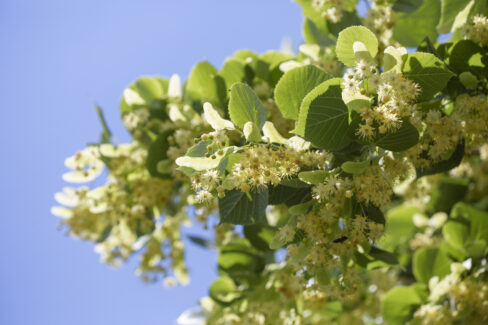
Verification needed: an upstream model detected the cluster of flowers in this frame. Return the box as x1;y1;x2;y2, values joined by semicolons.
365;3;398;51
342;54;420;140
414;260;488;324
52;143;189;283
464;14;488;46
312;0;345;23
191;143;326;203
407;94;488;169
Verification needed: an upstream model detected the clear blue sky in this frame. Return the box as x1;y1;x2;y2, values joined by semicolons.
0;1;303;324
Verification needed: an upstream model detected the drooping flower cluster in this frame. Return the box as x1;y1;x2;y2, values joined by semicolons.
407;94;488;169
191;143;327;203
365;4;398;51
342;56;420;140
464;14;488;46
413;261;488;325
312;0;345;23
52;142;190;284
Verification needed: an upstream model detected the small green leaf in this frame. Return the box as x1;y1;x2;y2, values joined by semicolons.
95;105;112;144
341;160;369;175
298;170;329;184
228;83;267;129
438;0;472;33
402;52;455;101
135;77;165;103
188;235;216;249
186;61;225;106
452;203;488;243
413;247;452;283
427;176;468;213
336;26;378;67
274;65;330;120
393;0;441;47
356;246;400;269
393;0;423;13
209;276;240;306
244;225;276;251
375;120;419;152
448;40;487;77
218;238;264;281
296;78;352;151
443;220;469;251
146;131;171;178
219;59;248;88
288;200;313;216
459;71;479;88
380;205;420;250
382;285;427;325
303;18;334;47
268;185;311;206
219;189;268;225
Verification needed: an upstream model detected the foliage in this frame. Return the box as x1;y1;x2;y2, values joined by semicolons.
53;0;488;324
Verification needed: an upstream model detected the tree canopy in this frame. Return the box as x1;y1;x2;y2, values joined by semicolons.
53;1;488;324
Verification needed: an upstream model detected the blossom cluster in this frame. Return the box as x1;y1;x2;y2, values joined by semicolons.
343;56;420;140
312;0;345;23
464;14;488;46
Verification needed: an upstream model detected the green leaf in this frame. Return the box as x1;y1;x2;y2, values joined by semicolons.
261;51;293;86
380;205;420;250
402;52;455;101
341;160;369;175
244;225;276;251
438;0;472;33
298;170;329;184
120;77;168;115
188;235;216;249
209;276;240;306
268;185;311;206
260;51;293;70
186;61;226;106
374;120;419;152
336;26;378;67
393;0;441;47
134;77;166;103
303;18;334;47
295;0;329;36
448;40;487;77
288;200;313;216
274;65;330;120
228;83;267;129
219;189;268;225
382;285;427;325
326;10;363;38
443;220;469;251
393;0;423;13
427;176;468;213
412;247;453;283
295;78;352;151
452;203;488;242
359;246;400;269
459;71;479;88
218;238;264;281
95;105;112;144
146;131;171;178
219;59;248;88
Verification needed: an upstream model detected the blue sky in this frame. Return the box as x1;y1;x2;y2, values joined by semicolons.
0;1;303;324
